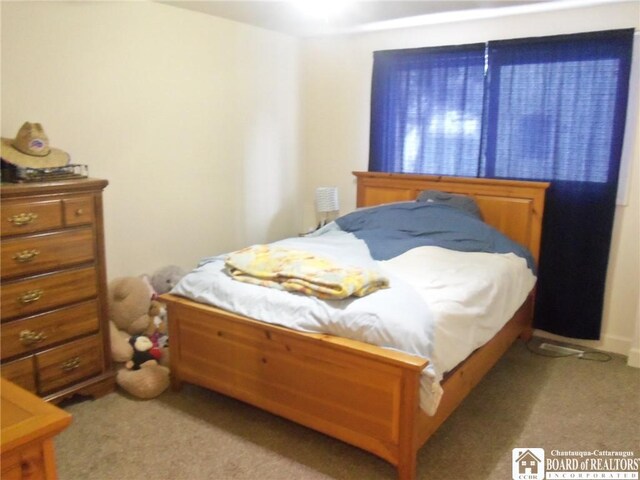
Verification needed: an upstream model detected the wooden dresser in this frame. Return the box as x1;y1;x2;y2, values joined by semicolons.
1;179;115;402
1;378;72;480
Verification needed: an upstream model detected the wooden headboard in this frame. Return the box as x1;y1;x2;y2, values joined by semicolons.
353;171;549;264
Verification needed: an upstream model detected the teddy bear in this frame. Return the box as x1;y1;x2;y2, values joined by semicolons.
116;362;170;400
108;276;170;366
109;320;134;363
108;276;160;336
114;332;170;399
150;265;187;295
107;276;170;399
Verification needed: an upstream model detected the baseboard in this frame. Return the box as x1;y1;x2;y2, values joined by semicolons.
627;347;640;368
533;329;633;357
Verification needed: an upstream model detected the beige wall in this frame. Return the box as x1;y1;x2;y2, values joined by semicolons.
1;1;301;278
299;1;640;355
2;1;638;356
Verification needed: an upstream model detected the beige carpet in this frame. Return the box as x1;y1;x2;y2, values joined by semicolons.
55;338;640;480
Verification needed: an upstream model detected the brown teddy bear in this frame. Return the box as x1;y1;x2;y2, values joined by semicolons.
107;276;170;398
115;363;170;400
108;276;159;336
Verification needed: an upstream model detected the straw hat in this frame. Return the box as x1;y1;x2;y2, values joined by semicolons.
1;122;70;168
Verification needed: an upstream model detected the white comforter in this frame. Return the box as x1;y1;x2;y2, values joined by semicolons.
171;226;535;415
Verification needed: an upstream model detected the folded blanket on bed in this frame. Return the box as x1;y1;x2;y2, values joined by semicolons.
225;244;389;299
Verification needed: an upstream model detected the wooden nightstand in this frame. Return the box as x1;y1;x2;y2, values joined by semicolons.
1;377;72;480
0;179;115;402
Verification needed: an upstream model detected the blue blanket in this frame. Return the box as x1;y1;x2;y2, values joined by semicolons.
335;202;535;271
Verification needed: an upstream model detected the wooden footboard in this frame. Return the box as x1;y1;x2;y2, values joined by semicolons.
162;291;533;480
163;294;427;473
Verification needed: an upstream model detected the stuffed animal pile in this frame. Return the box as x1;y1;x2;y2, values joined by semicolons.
107;265;186;399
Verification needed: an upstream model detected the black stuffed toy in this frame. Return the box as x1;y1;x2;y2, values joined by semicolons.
126;335;158;370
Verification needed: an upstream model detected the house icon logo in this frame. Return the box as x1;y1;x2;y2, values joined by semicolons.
512;448;545;480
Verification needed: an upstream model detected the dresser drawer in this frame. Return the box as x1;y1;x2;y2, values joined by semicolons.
63;195;95;226
1;301;100;361
1;200;62;237
1;357;36;393
1;227;95;280
1;267;97;322
37;335;103;395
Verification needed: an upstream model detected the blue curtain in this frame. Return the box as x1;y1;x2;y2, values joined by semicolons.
484;31;633;339
369;29;634;339
370;45;486;176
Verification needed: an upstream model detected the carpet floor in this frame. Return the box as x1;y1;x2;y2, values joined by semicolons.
55;338;640;480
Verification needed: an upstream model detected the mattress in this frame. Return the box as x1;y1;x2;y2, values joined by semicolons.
171;222;535;415
380;245;535;412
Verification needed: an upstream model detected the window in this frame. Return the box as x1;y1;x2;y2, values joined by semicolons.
370;44;485;176
482;33;631;185
369;30;634;339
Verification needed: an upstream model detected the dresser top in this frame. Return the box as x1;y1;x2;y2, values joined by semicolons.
1;178;108;198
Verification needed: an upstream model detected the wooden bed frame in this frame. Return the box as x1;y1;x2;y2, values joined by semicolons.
162;172;549;480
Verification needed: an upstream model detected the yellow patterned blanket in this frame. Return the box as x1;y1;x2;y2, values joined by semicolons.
225;244;389;300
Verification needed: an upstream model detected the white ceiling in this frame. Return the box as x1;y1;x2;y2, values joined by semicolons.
158;0;576;37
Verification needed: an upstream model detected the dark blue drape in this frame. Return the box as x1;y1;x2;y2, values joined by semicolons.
484;31;633;339
369;29;634;339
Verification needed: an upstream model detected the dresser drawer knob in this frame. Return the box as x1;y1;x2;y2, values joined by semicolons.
75;208;84;216
17;289;43;304
19;329;47;346
13;249;40;263
7;212;38;226
61;356;81;372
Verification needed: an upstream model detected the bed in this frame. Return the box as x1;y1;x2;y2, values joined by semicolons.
161;171;549;480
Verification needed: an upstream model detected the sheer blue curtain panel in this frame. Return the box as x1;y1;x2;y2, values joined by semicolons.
369;45;486;176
